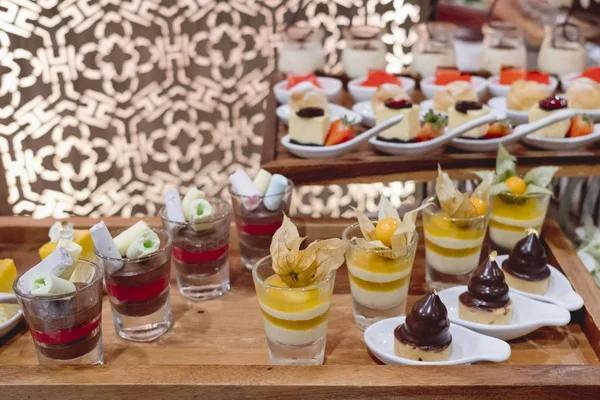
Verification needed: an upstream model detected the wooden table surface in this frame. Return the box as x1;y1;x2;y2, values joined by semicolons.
1;216;600;399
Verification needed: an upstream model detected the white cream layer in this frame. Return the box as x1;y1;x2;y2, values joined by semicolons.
258;301;330;321
263;319;327;346
346;262;410;283
489;227;535;250
349;280;409;310
424;231;485;249
425;249;481;275
490;214;545;228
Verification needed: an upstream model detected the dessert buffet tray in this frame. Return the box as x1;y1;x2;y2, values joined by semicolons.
1;216;600;399
261;77;600;185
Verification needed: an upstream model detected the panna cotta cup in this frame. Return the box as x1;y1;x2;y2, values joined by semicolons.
253;255;335;365
159;197;232;301
422;196;490;290
489;192;551;251
342;222;418;331
96;227;173;342
14;259;104;365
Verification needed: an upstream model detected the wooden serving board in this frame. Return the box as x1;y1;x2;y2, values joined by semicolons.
1;216;600;399
260;77;600;185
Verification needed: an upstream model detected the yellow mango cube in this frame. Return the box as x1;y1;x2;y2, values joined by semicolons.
0;259;17;293
39;229;95;260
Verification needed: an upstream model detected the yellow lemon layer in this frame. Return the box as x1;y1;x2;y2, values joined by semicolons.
0;259;17;293
346;250;412;275
490;219;542;233
256;274;331;314
490;196;547;221
348;271;410;292
423;213;486;240
262;310;328;330
425;239;481;258
39;229;95;260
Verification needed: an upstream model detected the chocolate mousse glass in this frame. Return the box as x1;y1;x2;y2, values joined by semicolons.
229;181;293;270
422;196;490;290
253;256;335;365
159;198;232;301
343;223;418;330
96;227;172;342
13;260;103;365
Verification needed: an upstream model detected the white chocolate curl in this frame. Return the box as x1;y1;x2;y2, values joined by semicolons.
30;272;76;296
229;169;262;211
126;230;161;259
263;174;289;211
188;199;214;231
113;221;150;256
181;187;206;219
253;169;272;196
56;239;82;280
165;188;185;222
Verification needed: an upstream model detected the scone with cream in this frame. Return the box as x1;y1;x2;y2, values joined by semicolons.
447;101;490;139
372;84;420;142
566;77;600;110
528;96;570;138
506;80;549;111
432;81;477;113
288;89;330;145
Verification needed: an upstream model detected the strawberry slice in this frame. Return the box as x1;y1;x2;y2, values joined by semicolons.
568;115;594;138
482;120;513;140
417;110;447;142
286;74;321;89
434;68;471;85
499;67;526;85
360;70;401;87
581;67;600;83
325;116;356;146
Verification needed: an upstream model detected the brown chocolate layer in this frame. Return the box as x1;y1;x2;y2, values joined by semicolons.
502;233;550;282
395;292;452;350
110;289;169;317
36;330;101;360
460;256;510;310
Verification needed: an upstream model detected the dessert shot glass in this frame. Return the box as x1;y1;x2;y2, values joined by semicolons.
343;223;418;331
159;198;232;301
253;256;335;365
229;181;293;270
95;227;172;342
13;260;104;365
489;192;551;251
422;196;490;290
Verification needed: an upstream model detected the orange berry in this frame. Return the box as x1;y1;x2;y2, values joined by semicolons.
469;198;489;216
505;176;527;195
375;217;399;247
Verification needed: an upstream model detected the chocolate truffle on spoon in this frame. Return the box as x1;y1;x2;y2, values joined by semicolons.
459;251;513;325
394;290;452;362
502;229;550;295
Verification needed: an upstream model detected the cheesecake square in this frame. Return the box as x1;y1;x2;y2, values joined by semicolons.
528;105;570;138
288;111;331;145
448;107;490;139
375;104;421;141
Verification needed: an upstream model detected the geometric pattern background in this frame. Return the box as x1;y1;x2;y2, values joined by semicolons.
0;0;421;218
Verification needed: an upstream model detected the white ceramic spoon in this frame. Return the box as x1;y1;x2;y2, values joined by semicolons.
276;104;362;126
495;254;584;311
523;124;600;150
281;114;404;159
369;108;505;156
450;108;576;152
364;316;511;365
438;286;571;341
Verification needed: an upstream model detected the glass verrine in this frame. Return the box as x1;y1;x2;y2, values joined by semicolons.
341;25;387;79
480;22;526;75
253;256;335;365
422;196;490;290
159;197;232;301
13;259;103;365
278;25;325;74
229;180;293;270
95;227;172;342
411;22;457;78
343;222;418;331
489;191;551;251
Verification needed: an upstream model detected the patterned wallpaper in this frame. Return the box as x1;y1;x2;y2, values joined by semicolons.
0;0;422;218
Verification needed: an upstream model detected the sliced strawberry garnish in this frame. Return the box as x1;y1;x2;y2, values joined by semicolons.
434;68;471;85
417;110;447;141
482;120;513;140
360;70;401;87
581;67;600;83
499;67;526;85
325;116;356;146
286;73;321;89
568;115;594;138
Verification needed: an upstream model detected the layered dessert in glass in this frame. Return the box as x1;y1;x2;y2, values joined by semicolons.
229;169;293;269
341;25;387;79
423;167;493;290
480;22;526;75
487;144;557;251
160;187;232;301
538;23;586;77
92;220;172;342
13;248;103;365
278;25;325;75
411;22;457;79
253;216;348;365
343;197;429;330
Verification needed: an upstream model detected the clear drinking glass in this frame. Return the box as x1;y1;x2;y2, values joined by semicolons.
480;22;526;75
253;256;335;365
229;181;293;270
489;192;551;251
538;23;586;76
411;22;457;78
422;196;490;290
95;227;172;342
159;198;232;301
13;260;104;365
341;25;387;79
278;25;325;74
342;222;418;331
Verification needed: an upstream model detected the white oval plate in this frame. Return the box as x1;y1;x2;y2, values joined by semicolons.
0;309;23;339
420;76;488;100
450;134;521;153
347;76;416;103
438;286;571;341
364;316;511;365
487;76;558;98
276;104;362;126
487;96;529;125
495;254;583;311
274;77;343;104
522;124;600;150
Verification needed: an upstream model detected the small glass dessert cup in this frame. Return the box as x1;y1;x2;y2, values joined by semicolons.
489;192;550;251
278;25;325;75
479;22;526;75
423;197;490;290
95;227;172;342
229;180;293;270
253;256;335;365
13;259;104;365
341;25;387;79
343;223;418;331
159;198;232;301
538;23;586;77
411;22;457;78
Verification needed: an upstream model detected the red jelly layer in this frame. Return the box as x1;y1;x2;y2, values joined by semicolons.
236;221;282;235
172;245;228;263
105;276;169;303
30;316;101;345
